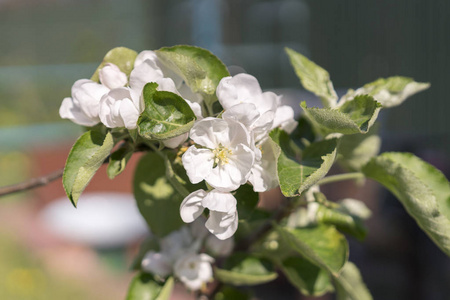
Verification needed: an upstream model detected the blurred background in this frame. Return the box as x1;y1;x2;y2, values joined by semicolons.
0;0;449;299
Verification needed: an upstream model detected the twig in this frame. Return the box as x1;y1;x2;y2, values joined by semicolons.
0;168;64;197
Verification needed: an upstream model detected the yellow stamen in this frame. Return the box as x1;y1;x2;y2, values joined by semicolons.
212;145;233;166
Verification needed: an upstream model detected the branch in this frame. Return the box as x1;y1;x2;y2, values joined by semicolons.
0;168;64;197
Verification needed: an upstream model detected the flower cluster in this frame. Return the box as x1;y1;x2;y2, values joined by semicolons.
180;73;297;239
141;219;233;291
59;50;297;241
59;50;202;148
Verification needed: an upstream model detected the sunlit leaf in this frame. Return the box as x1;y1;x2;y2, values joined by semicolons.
137;83;196;140
133;152;184;237
91;47;138;82
301;95;381;136
63;130;113;207
215;253;278;286
276;224;349;276
126;273;173;300
270;128;338;197
156;45;230;105
362;152;450;256
285;47;338;108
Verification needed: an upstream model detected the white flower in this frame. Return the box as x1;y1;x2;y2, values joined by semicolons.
59;79;109;126
248;138;278;192
174;253;214;291
98;63;128;89
272;105;298;134
217;74;278;142
180;189;239;240
182;117;255;191
99;87;141;129
141;251;172;277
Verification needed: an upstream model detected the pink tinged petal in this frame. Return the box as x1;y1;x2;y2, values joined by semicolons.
190;118;228;148
129;60;164;93
163;132;189;149
59;97;99;126
216;73;262;110
180;189;207;223
141;251;172;277
182;147;214;184
202;190;237;213
222;103;260;129
99;63;128;89
205;210;238;240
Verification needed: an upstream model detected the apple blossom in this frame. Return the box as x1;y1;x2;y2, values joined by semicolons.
180;189;238;240
99;87;141;129
173;253;214;291
98;63;128;89
182;117;255;191
59;79;109;126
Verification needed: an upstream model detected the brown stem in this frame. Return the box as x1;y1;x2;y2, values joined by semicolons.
0;168;64;197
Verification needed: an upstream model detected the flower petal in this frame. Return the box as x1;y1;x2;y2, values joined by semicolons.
180;189;207;223
217;73;262;110
202;190;237;213
99;63;128;89
190;117;228;148
163;133;189;149
59;97;99;126
141;251;172;277
205;210;238;240
182;147;214;184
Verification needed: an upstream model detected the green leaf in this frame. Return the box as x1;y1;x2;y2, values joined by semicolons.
133;152;184;237
291;116;316;150
301;95;382;135
234;184;259;220
315;204;367;241
338;126;381;172
107;143;134;179
342;76;430;108
280;256;333;296
91;47;138;82
270;128;338;197
275;224;349;276
137;83;196;140
126;273;174;300
334;262;373;300
156;45;230;105
214;286;250;300
63;130;114;207
285;47;338;108
215;253;278;286
362;152;450;256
